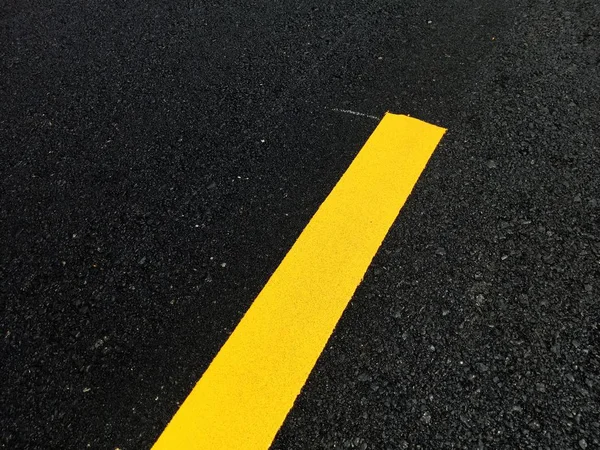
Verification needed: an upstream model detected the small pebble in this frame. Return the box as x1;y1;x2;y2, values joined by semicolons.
357;373;371;382
421;411;432;424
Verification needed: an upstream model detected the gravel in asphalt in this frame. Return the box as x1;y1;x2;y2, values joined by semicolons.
1;0;599;448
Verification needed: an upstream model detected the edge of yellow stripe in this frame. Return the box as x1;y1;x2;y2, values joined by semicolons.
153;113;446;450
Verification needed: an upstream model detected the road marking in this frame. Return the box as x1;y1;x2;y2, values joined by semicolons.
153;113;446;450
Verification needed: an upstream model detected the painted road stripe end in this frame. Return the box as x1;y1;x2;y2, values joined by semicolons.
153;113;446;450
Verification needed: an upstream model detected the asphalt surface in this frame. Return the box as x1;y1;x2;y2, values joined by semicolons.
1;0;599;449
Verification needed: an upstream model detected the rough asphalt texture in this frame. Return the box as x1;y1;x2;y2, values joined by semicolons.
1;0;599;449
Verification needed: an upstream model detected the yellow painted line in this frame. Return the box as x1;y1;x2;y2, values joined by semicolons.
153;113;446;450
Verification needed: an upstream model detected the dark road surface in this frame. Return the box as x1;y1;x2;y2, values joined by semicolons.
2;0;599;448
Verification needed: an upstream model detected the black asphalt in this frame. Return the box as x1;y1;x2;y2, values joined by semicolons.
1;0;598;449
